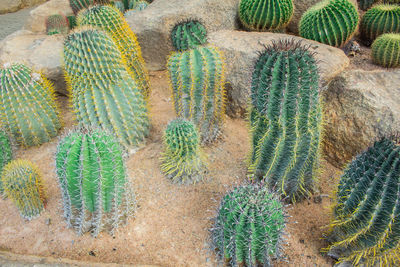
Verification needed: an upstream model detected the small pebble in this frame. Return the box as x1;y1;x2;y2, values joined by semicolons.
89;250;96;257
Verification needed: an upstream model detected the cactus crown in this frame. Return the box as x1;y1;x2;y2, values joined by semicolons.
371;33;400;68
164;118;199;157
46;14;69;35
171;20;207;52
0;130;13;197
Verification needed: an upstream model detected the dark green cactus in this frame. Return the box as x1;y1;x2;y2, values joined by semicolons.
1;160;45;220
67;15;77;30
360;4;400;42
0;130;12;197
69;0;110;15
299;0;359;47
56;128;135;236
358;0;376;11
46;14;69;35
326;136;400;266
371;33;400;67
248;40;322;202
212;184;285;267
383;0;400;4
160;119;206;184
171;20;207;52
238;0;294;31
63;27;149;148
0;63;62;147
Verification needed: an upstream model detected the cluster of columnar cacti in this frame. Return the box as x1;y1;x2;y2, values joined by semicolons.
69;0;110;15
371;33;400;67
171;20;207;52
0;130;12;197
248;40;322;201
46;14;69;35
56;128;135;236
78;5;150;99
160;119;205;184
212;184;285;267
299;0;359;47
238;0;294;31
0;63;62;147
326;136;400;266
1;160;45;220
358;0;376;11
63;27;149;147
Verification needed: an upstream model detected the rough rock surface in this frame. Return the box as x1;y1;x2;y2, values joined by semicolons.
208;30;350;117
125;0;240;71
0;0;46;15
322;69;400;168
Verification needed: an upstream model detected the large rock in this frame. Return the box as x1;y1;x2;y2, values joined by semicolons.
208;30;350;117
0;30;67;95
125;0;240;71
0;0;46;14
322;69;400;168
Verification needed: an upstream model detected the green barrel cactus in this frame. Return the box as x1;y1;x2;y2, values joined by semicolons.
78;5;150;99
326;136;400;266
371;33;400;67
171;20;207;52
56;128;135;236
212;184;285;266
299;0;359;47
248;40;322;201
1;160;45;220
69;0;110;15
0;130;12;197
358;0;376;11
0;63;62;147
46;14;69;35
360;4;400;42
238;0;294;31
63;27;149;148
160;119;206;184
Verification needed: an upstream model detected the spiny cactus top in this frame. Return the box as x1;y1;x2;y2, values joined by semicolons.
69;0;110;14
56;128;135;236
371;33;400;67
299;0;359;47
171;20;207;52
46;14;69;35
326;136;400;266
212;184;285;266
1;160;45;220
239;0;294;31
0;63;62;147
0;130;12;197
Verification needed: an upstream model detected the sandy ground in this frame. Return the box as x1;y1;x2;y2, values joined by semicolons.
0;7;35;40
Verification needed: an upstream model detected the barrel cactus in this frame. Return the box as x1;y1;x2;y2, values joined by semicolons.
212;184;286;267
0;63;62;147
0;130;12;197
78;5;150;99
63;27;149;147
371;33;400;67
1;160;45;220
299;0;359;47
69;0;110;15
56;128;135;236
326;136;400;266
248;40;322;201
171;20;207;52
238;0;294;31
46;14;69;35
358;0;376;10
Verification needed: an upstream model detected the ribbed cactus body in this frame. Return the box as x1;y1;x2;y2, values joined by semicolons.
56;128;135;236
69;0;110;14
160;119;205;184
171;20;207;52
46;14;69;35
67;15;77;30
371;33;400;67
0;130;12;197
167;46;226;144
299;0;359;47
327;137;400;266
358;0;376;10
0;63;61;147
212;184;285;266
249;41;322;201
360;5;400;42
63;28;149;147
78;5;150;99
1;160;45;220
238;0;294;31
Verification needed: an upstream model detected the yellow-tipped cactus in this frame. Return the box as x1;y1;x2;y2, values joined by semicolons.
372;33;400;67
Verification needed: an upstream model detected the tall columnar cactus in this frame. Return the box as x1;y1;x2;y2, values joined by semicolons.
360;4;400;42
371;33;400;67
299;0;359;47
0;130;12;197
1;160;45;220
248;40;322;201
0;63;62;147
56;128;135;236
238;0;294;31
46;14;69;35
69;0;110;15
78;5;150;99
212;184;285;267
160;119;206;184
326;137;400;266
63;27;149;147
171;20;207;52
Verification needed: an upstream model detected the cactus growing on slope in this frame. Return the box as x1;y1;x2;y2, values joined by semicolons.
171;20;207;52
371;33;400;67
0;130;12;197
56;128;135;236
0;63;62;147
69;0;110;15
46;14;69;35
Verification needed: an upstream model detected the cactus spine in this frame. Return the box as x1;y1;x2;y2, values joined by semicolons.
371;33;400;67
212;184;285;267
1;160;45;220
171;20;207;52
238;0;294;31
0;130;12;197
0;63;62;147
56;128;135;236
299;0;359;47
69;0;110;15
46;14;69;35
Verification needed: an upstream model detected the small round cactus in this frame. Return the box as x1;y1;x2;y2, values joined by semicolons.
371;33;400;67
171;20;207;52
46;14;69;35
0;130;13;197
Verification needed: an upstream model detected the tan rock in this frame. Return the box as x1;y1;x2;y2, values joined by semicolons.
0;0;23;14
